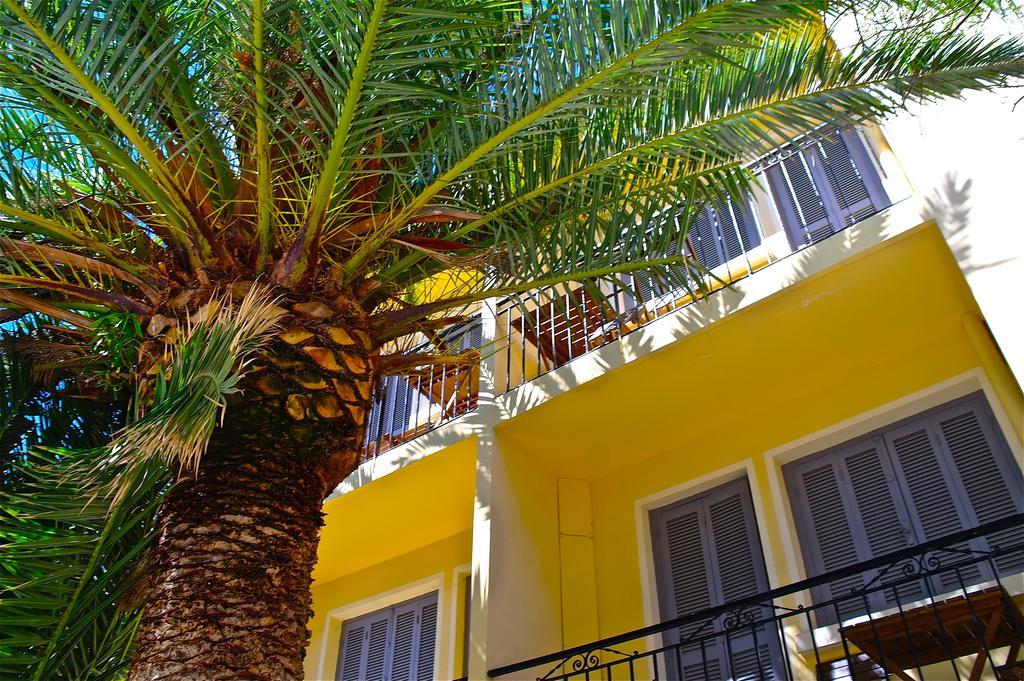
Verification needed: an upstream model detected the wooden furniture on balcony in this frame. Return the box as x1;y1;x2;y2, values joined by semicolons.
838;586;1024;681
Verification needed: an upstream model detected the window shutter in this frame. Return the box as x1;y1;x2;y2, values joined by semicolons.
885;410;1004;590
653;498;719;680
767;152;832;246
389;593;439;681
789;457;872;622
390;378;409;436
364;384;386;447
714;199;761;262
705;487;779;680
460;321;483;351
815;133;877;227
631;269;654;306
843;444;927;605
389;607;417;680
336;609;391;681
932;403;1024;575
767;128;889;249
885;424;970;540
659;503;714;626
365;376;413;447
365;616;390;681
633;229;685;304
787;393;1022;624
337;621;367;681
787;440;918;622
336;592;438;681
651;478;780;680
689;207;723;270
416;599;438;680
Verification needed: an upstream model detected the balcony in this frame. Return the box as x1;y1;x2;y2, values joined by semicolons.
488;514;1024;681
359;126;899;462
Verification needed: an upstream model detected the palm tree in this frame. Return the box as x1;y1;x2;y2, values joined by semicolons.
0;326;148;681
0;0;1021;677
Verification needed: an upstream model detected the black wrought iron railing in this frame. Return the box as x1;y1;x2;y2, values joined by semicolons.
490;514;1024;681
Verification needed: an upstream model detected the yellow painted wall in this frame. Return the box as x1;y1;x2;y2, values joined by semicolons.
305;531;472;680
305;439;477;679
484;431;564;668
492;224;1023;666
313;438;476;586
305;222;1023;678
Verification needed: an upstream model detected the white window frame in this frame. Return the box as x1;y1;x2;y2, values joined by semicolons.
316;573;446;681
762;369;1024;653
633;460;783;680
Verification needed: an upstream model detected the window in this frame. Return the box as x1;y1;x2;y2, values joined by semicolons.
632;197;762;305
650;478;783;680
364;318;482;451
784;393;1024;624
364;375;416;447
764;127;889;248
688;199;763;272
405;319;482;415
460;574;471;677
336;591;439;681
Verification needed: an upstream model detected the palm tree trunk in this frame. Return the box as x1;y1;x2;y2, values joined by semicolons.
126;413;362;681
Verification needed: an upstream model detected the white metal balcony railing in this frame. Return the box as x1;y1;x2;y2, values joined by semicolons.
359;127;893;462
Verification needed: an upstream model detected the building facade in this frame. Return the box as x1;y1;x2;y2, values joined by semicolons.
302;93;1024;680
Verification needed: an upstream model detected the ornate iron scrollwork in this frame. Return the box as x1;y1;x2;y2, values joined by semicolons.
540;647;638;680
722;606;757;630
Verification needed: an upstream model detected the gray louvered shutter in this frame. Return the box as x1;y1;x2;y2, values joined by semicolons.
767;150;833;247
336;608;391;681
653;497;721;680
633;228;684;304
384;376;414;437
336;593;438;681
459;320;483;351
704;485;780;681
714;199;761;262
885;420;982;591
934;402;1024;574
842;443;926;605
887;399;1024;584
390;604;417;680
689;206;722;270
652;478;779;680
814;130;881;227
365;384;386;447
788;460;864;621
388;592;438;681
365;615;390;681
788;393;1022;625
631;270;653;306
337;620;368;681
416;597;438;680
786;440;916;623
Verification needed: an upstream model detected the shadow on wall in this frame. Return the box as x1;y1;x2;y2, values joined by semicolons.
924;173;1014;276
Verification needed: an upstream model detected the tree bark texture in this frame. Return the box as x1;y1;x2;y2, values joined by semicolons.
127;315;374;680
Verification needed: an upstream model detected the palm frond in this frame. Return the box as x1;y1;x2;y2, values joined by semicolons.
0;447;166;681
0;0;1020;671
105;284;283;480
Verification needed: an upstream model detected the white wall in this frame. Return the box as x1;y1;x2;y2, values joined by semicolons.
879;17;1024;383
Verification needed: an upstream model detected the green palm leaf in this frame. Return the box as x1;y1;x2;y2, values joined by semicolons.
0;0;1019;675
